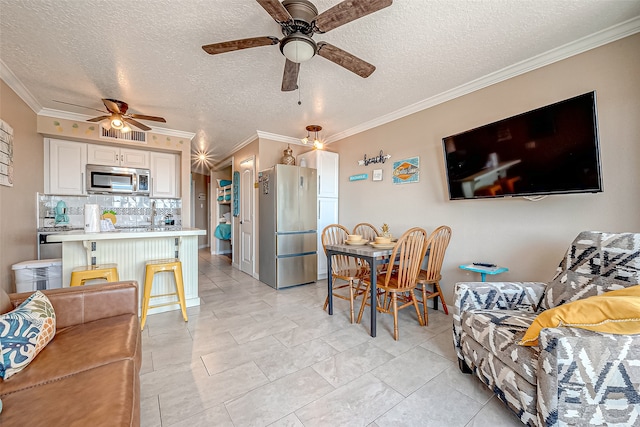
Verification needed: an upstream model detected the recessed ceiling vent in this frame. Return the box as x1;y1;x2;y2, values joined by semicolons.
100;124;147;143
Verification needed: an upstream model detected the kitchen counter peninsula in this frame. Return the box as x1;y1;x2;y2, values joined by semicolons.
48;227;206;315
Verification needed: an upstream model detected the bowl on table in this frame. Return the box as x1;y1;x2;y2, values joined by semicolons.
346;234;367;245
375;236;392;244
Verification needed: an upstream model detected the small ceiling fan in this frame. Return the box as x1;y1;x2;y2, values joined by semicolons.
202;0;393;91
53;98;166;132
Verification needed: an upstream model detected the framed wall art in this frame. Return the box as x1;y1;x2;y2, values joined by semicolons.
392;157;419;185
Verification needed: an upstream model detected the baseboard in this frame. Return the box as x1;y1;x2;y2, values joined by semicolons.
210;249;232;255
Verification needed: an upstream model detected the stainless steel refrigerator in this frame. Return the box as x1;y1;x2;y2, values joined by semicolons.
259;164;317;289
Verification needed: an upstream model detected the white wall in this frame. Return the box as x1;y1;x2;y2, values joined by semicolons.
330;34;640;304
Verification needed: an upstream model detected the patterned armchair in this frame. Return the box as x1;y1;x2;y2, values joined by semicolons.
453;231;640;426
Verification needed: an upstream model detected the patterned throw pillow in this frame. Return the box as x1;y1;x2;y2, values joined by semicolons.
0;291;56;379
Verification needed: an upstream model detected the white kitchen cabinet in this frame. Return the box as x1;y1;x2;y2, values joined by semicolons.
297;150;339;279
317;197;339;279
150;152;179;198
45;138;87;195
88;144;150;168
297;150;339;198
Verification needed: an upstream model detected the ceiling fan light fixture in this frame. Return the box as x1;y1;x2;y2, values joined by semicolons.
281;33;316;63
121;124;131;133
102;120;111;131
111;114;124;130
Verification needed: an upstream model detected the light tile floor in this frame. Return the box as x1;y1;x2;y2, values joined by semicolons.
140;250;524;427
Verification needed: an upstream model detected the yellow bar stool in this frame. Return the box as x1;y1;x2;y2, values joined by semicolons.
140;258;188;330
70;263;119;287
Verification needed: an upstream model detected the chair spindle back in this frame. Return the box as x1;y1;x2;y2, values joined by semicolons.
422;226;452;282
353;223;380;242
322;224;359;273
383;227;428;289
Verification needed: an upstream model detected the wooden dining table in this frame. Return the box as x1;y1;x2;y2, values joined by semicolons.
325;243;395;337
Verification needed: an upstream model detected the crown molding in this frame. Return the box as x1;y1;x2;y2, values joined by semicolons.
39;107;92;121
226;132;259;158
0;58;42;113
217;130;304;165
325;16;640;144
256;130;300;145
150;127;195;140
38;107;195;140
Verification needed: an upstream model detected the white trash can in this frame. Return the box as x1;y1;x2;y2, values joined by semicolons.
12;258;62;293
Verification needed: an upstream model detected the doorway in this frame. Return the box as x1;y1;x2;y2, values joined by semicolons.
239;156;255;277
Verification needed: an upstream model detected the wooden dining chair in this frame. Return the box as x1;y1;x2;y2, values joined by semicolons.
353;223;380;241
357;227;428;340
352;222;382;272
415;225;452;325
322;224;368;323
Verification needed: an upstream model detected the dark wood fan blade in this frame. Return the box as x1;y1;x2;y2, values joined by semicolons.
281;59;300;92
52;100;106;113
202;36;279;55
102;98;122;114
123;117;151;131
317;42;375;78
256;0;292;23
87;115;111;122
314;0;392;33
129;114;166;123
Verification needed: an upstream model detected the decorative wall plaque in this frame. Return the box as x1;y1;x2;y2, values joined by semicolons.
392;157;419;184
0;119;14;187
358;150;390;166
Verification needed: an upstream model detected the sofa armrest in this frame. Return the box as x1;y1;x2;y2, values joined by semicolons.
453;281;546;359
9;281;139;329
537;327;640;427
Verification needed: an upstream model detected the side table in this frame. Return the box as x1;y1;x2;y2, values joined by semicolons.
459;264;508;281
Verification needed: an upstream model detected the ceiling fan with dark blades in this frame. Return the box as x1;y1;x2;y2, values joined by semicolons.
202;0;392;91
53;98;166;131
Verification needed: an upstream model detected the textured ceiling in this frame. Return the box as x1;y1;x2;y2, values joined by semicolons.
1;0;639;171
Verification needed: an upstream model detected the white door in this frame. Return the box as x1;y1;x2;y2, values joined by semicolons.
240;157;255;275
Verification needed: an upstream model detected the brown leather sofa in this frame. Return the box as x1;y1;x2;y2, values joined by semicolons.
0;281;141;426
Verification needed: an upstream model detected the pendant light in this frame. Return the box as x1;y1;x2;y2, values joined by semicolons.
300;125;323;149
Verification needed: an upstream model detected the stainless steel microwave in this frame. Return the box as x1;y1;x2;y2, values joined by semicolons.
86;164;150;195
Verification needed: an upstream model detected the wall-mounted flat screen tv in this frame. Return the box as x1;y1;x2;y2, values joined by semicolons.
442;91;602;200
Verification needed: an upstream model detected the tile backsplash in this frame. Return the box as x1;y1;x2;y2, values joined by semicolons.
38;193;181;229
